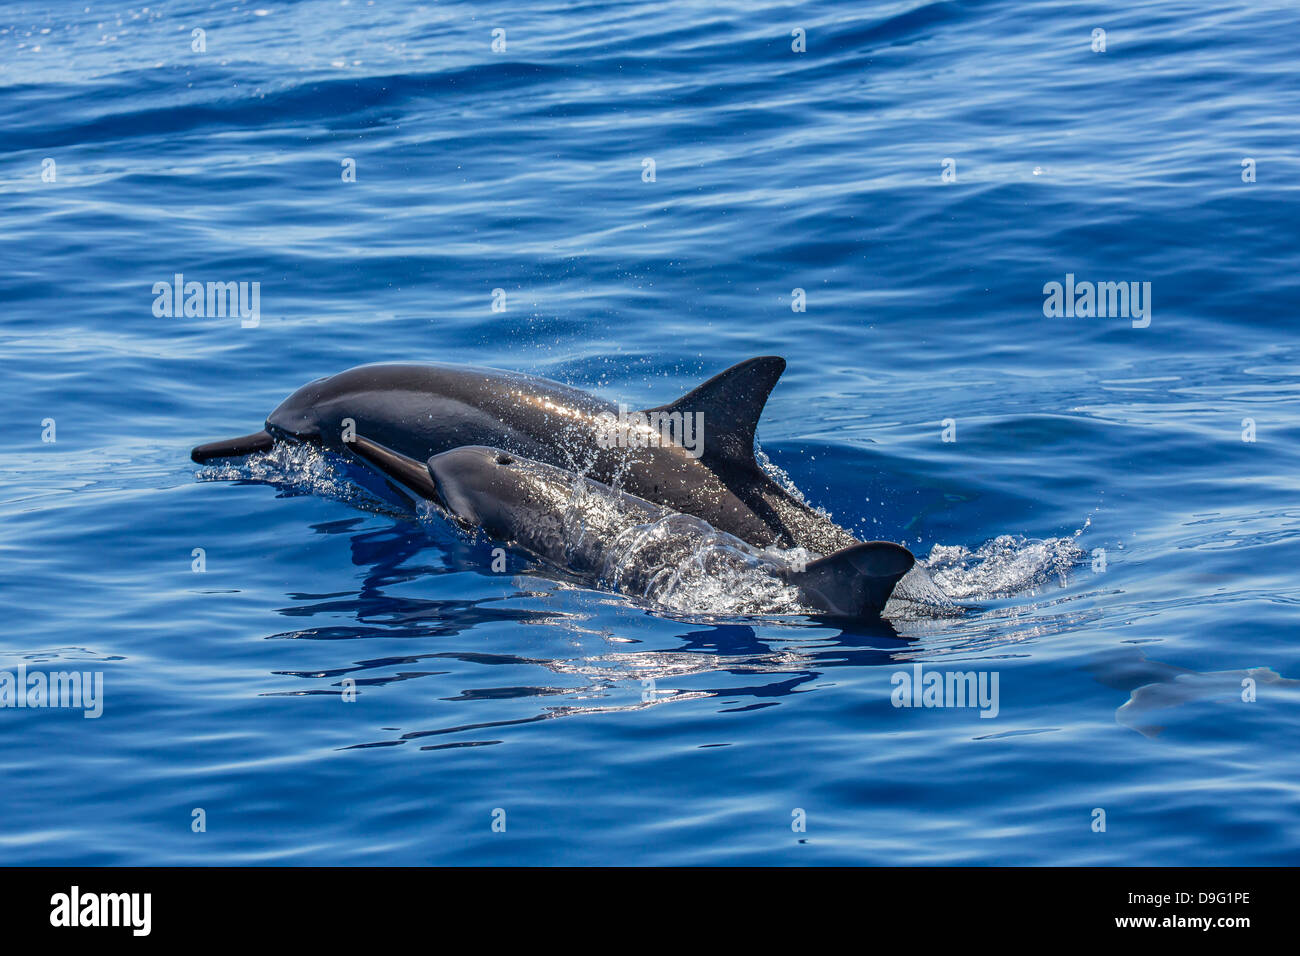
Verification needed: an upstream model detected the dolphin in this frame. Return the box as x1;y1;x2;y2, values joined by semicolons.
1085;648;1300;738
347;438;915;620
192;358;861;554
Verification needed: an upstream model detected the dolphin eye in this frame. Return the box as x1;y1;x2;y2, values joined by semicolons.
495;453;514;465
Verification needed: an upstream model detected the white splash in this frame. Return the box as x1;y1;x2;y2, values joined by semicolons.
922;534;1085;600
196;442;394;512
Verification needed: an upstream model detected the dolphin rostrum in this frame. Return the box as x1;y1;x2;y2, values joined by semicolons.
192;358;862;555
348;438;914;620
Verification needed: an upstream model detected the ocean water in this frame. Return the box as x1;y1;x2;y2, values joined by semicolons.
2;0;1298;865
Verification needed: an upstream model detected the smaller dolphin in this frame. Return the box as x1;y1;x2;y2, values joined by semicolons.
347;436;914;621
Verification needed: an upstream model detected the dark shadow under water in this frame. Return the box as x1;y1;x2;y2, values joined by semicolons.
257;513;917;749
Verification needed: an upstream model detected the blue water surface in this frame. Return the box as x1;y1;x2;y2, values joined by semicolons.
1;0;1298;865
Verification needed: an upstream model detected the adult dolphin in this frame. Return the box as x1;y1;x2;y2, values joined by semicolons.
191;357;861;554
349;439;915;620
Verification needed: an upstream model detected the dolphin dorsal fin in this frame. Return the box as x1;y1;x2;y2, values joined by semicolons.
790;541;915;618
643;356;786;471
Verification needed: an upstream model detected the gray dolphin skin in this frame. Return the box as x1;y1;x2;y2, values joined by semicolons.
350;438;914;620
192;357;862;555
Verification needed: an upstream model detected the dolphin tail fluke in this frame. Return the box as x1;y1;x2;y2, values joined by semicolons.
191;430;274;463
787;541;915;619
347;434;440;502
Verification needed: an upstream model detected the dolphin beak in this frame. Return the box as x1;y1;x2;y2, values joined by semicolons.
347;435;442;504
191;430;274;463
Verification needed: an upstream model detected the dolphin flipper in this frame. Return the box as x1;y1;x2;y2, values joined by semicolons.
787;541;915;618
191;430;274;463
